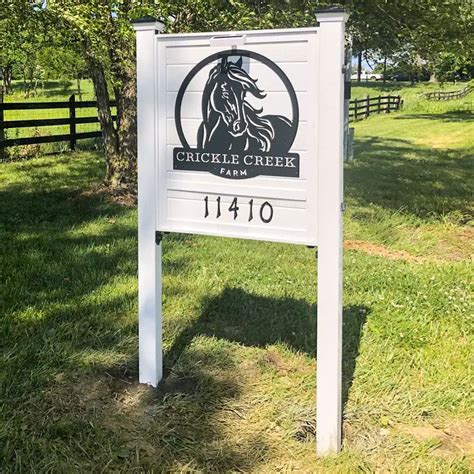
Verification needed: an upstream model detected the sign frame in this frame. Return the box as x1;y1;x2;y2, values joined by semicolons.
155;27;320;246
133;7;348;456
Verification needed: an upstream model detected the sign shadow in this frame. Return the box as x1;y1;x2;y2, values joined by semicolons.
163;287;369;428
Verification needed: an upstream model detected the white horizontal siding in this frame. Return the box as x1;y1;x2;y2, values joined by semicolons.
165;41;310;65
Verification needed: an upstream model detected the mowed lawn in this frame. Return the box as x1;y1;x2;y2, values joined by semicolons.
0;88;473;472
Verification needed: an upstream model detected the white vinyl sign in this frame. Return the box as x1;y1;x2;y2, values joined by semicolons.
134;9;348;457
156;30;318;245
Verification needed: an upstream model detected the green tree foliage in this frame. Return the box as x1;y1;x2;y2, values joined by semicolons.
0;1;42;94
348;0;474;82
434;52;474;83
161;0;319;31
0;1;87;96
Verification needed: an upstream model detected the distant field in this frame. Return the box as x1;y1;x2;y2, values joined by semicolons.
0;81;472;470
350;79;473;111
6;79;96;102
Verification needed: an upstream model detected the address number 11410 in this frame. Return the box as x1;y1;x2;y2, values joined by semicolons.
203;195;274;223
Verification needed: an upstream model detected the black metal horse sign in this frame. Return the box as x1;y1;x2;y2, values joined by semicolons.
173;50;300;179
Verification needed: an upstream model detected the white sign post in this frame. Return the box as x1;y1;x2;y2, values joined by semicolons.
135;17;165;388
133;7;348;456
315;9;348;455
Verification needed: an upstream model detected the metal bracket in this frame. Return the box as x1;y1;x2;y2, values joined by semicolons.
210;34;247;47
341;202;346;212
155;231;163;245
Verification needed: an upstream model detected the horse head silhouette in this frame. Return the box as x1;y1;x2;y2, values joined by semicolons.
197;56;293;153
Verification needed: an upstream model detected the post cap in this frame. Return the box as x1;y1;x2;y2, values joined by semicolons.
315;6;345;13
132;16;165;32
316;5;349;22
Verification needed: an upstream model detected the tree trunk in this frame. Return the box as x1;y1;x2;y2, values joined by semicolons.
357;51;362;82
110;54;137;193
49;3;138;193
76;76;82;101
33;77;39;96
105;5;138;193
87;57;122;188
429;71;437;83
22;67;29;98
383;56;387;84
2;65;12;93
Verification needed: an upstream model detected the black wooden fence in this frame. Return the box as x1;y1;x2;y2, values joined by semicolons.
349;94;403;121
0;92;116;151
423;84;472;101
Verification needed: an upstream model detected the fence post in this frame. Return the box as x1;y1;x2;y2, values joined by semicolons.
386;94;391;113
69;94;76;151
0;86;5;161
365;95;370;118
354;97;358;120
377;95;381;114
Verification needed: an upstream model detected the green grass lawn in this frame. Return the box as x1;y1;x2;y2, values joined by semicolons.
0;85;473;471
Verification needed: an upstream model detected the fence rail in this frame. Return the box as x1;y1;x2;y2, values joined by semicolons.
0;100;101;110
0;92;116;151
349;94;403;121
423;85;472;101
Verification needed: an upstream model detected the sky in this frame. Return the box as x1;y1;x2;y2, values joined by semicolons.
351;57;374;72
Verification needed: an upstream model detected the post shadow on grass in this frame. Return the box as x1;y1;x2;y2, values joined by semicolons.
105;337;270;471
163;287;369;419
347;136;473;221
